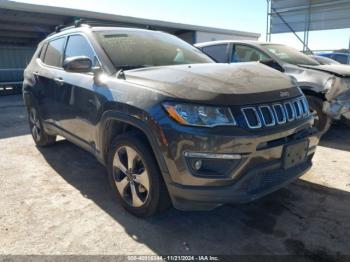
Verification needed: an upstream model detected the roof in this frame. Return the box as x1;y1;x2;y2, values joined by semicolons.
44;25;174;41
195;40;276;47
0;0;260;45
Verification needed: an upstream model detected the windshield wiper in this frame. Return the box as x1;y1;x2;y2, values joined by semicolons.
116;65;147;79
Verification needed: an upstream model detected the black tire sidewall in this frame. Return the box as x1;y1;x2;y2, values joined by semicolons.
27;106;56;147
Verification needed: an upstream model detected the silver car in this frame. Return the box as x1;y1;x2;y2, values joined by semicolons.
310;55;340;65
196;41;350;133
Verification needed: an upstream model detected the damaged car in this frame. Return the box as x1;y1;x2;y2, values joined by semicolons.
23;25;319;217
196;41;350;133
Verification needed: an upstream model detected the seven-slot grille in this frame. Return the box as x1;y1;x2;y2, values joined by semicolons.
240;96;309;129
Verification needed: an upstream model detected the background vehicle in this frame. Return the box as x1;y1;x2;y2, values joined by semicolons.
196;41;350;134
23;25;319;217
310;55;340;65
318;52;350;64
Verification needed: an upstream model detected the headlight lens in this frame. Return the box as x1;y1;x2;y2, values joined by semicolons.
163;102;236;127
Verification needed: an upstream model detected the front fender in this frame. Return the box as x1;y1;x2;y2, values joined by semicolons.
96;110;170;177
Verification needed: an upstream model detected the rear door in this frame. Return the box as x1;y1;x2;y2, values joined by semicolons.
37;37;66;123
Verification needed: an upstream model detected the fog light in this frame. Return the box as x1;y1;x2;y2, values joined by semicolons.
193;160;202;171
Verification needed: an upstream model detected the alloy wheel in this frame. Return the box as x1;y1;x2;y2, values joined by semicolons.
112;146;150;207
29;108;41;142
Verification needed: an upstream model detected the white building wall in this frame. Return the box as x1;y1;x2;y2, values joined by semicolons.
195;31;259;43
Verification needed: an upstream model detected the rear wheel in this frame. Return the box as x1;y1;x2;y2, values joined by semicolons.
28;107;56;146
107;133;171;217
306;95;332;134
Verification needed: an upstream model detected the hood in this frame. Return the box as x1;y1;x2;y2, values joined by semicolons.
123;63;301;105
299;64;350;77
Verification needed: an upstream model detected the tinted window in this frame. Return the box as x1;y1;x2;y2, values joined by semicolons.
201;44;228;63
262;44;319;66
64;35;98;66
39;43;47;61
333;54;348;64
232;45;269;63
94;30;213;69
43;38;65;67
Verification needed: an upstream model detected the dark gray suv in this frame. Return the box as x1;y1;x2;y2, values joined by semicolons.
23;24;319;217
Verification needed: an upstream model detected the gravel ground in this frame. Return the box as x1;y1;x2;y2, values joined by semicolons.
0;95;349;258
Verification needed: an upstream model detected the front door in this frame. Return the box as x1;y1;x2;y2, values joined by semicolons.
57;34;103;147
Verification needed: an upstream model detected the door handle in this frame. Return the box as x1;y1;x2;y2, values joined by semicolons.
54;77;65;86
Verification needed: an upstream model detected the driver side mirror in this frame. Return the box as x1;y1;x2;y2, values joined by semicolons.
259;59;285;73
63;56;92;73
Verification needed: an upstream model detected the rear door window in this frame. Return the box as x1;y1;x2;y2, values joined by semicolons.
43;37;65;67
201;44;228;63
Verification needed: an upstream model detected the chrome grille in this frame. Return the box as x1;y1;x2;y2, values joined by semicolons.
241;107;262;129
272;104;287;124
240;96;309;129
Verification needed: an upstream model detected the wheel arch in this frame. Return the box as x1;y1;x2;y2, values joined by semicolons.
97;111;170;177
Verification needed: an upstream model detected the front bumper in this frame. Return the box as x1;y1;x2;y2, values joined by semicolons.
158;116;319;210
167;157;312;210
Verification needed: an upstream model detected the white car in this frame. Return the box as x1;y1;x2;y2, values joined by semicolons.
196;40;350;133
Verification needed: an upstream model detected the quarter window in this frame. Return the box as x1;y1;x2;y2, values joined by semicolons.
201;44;228;63
43;38;65;67
64;35;98;66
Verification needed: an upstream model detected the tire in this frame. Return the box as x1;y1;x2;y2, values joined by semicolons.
107;132;171;217
306;95;332;135
28;106;56;147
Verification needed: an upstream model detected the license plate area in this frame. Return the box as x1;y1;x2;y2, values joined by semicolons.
283;140;309;169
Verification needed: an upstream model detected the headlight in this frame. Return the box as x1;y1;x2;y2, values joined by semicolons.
163;102;236;127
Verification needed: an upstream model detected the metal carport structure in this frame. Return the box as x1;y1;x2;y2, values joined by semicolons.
0;0;260;94
267;0;350;52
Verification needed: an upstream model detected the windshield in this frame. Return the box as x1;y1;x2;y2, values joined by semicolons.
262;44;320;66
94;29;214;69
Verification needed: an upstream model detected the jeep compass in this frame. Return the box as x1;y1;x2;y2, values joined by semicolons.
23;25;319;217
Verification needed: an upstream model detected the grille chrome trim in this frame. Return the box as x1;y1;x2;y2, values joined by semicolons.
259;105;276;127
241;107;262;129
293;100;302;119
240;96;310;129
272;103;287;124
300;97;309;117
297;99;304;118
284;101;296;122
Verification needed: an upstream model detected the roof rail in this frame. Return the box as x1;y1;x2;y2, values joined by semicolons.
47;19;158;38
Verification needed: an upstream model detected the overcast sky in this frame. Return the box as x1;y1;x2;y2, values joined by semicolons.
17;0;350;51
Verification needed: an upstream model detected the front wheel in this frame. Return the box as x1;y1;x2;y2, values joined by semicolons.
107;133;171;217
306;95;332;135
28;107;56;146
